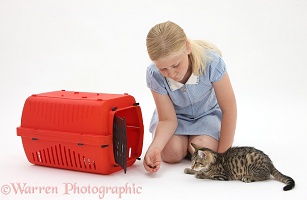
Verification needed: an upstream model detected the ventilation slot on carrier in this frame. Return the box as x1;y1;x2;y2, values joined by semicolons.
113;115;127;173
31;144;96;170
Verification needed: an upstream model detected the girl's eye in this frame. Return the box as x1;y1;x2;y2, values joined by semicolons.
173;63;180;68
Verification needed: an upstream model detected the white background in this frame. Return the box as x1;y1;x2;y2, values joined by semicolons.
1;0;307;199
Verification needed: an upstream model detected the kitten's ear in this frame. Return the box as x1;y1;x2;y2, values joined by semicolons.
197;150;207;159
191;143;203;151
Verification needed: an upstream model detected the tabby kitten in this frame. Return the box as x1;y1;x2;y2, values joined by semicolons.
184;143;295;191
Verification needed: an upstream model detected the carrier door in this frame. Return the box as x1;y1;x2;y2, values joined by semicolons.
113;114;127;173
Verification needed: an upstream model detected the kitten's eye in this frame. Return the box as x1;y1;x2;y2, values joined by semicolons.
195;161;202;166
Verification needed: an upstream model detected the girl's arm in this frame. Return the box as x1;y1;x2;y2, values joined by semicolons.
213;72;237;153
143;90;178;172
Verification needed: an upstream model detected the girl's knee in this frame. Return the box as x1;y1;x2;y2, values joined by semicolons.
161;146;186;163
188;135;219;153
161;136;188;163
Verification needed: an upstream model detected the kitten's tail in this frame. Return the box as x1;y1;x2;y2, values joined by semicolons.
271;165;295;191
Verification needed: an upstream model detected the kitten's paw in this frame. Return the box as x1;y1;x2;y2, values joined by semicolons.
184;168;193;174
195;172;205;179
242;177;252;183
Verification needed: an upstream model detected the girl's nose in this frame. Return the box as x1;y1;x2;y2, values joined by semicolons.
167;68;176;78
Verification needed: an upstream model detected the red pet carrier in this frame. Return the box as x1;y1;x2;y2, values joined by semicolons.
16;90;144;174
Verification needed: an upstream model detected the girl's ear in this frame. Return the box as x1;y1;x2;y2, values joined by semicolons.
197;150;207;159
186;40;192;54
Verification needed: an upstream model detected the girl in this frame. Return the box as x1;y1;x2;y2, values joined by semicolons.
143;21;237;173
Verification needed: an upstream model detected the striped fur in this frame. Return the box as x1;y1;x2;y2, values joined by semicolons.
184;143;295;191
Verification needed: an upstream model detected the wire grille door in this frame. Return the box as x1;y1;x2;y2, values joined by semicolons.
113;115;127;173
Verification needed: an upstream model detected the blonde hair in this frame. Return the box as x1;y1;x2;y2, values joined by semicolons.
146;21;222;76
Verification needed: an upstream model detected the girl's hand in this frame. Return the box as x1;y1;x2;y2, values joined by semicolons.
143;146;161;173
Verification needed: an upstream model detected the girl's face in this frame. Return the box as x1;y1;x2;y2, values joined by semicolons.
154;50;191;83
